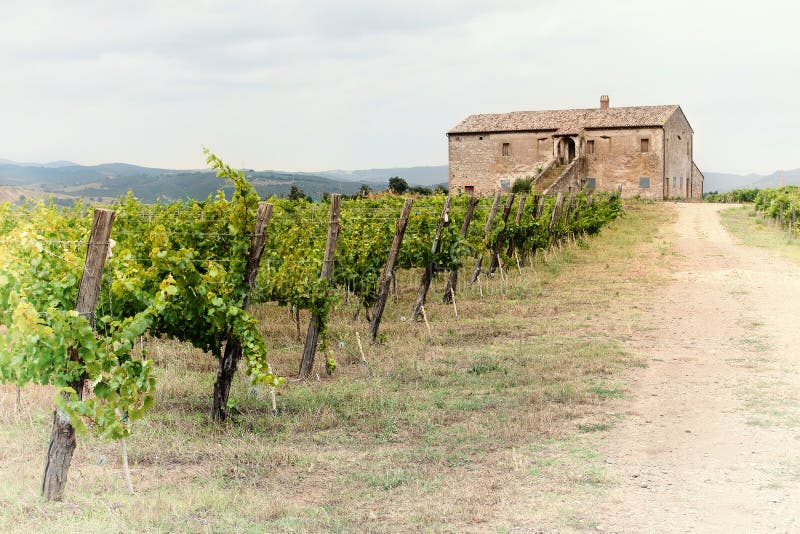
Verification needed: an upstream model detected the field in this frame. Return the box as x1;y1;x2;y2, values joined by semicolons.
0;200;670;532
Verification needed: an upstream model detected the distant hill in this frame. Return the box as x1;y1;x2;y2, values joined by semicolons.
0;158;78;168
704;169;800;193
312;165;448;187
0;159;388;204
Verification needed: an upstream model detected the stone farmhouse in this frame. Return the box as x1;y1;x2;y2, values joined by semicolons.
447;96;703;200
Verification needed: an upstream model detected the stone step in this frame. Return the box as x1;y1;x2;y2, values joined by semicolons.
534;164;568;193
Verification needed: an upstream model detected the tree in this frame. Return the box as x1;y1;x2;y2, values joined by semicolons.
409;185;432;195
388;176;408;194
359;184;372;198
288;186;309;201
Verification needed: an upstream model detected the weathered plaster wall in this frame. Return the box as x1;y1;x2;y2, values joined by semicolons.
663;109;694;199
582;127;664;199
448;132;553;195
692;162;704;200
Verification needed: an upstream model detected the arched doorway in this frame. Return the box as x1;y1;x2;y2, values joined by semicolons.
558;137;576;165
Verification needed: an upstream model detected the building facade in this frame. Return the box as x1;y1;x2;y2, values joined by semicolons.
448;96;702;200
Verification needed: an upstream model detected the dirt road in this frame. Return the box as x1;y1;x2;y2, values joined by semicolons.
585;203;800;531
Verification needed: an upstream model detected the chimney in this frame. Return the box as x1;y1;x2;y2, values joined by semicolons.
600;95;610;110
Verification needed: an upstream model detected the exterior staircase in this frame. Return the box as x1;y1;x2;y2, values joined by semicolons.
534;163;568;193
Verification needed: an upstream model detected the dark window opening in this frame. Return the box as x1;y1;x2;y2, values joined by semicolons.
464;185;475;195
501;143;510;156
478;136;484;140
586;177;596;190
639;177;650;188
500;179;510;190
587;140;595;154
640;138;649;152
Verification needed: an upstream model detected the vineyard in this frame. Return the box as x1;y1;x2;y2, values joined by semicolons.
752;186;800;234
705;185;800;235
0;153;623;504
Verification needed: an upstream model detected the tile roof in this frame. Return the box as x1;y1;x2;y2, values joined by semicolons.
448;105;680;135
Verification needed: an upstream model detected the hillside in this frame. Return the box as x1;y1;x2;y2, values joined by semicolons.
0;160;385;204
313;165;448;187
704;168;800;193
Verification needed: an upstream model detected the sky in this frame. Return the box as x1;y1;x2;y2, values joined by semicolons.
0;0;797;174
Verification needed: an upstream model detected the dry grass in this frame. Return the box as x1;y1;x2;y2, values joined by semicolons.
0;200;673;533
720;205;800;265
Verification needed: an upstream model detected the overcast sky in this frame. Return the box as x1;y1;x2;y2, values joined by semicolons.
1;1;797;174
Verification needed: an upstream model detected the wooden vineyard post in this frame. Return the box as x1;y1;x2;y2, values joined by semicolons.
521;194;543;265
443;195;478;303
561;191;576;241
490;193;515;274
535;194;546;218
369;198;413;342
42;208;115;501
547;192;565;249
562;191;576;225
411;196;451;322
505;193;527;259
471;191;501;283
299;194;341;379
211;202;273;422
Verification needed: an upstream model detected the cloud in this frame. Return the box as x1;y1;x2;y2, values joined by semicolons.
0;0;798;173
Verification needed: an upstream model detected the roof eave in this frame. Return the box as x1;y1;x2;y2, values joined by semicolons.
447;128;558;136
584;124;665;131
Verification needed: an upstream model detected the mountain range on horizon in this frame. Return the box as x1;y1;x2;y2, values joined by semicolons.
1;157;799;204
0;158;450;205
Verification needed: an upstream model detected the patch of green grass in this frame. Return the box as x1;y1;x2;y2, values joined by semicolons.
468;353;502;375
732;335;771;353
587;382;625;399
577;422;613;433
720;206;800;265
365;468;411;490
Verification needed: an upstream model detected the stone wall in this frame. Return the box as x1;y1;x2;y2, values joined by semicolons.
691;162;704;200
663;109;694;199
448;132;553;195
544;157;584;195
448;108;696;201
582;127;664;199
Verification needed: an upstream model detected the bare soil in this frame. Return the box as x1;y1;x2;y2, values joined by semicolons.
511;203;800;532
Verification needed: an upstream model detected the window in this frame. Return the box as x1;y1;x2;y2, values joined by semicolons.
501;143;510;156
587;140;595;154
464;185;475;195
586;177;596;191
478;136;484;140
640;138;649;152
639;177;650;189
500;179;510;190
672;177;677;189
